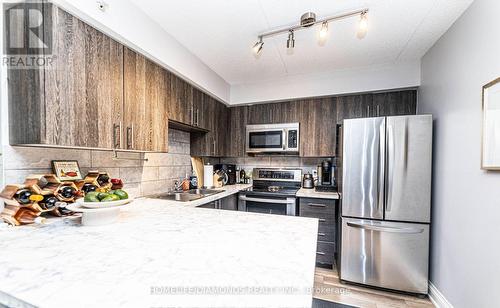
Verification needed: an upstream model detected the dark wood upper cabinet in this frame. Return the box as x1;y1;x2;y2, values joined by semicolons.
299;99;337;157
123;47;168;152
336;94;373;124
373;90;417;116
168;74;193;125
225;106;248;157
191;89;212;130
10;6;124;149
214;101;229;156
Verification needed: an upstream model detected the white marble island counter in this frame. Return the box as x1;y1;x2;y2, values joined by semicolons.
0;198;319;308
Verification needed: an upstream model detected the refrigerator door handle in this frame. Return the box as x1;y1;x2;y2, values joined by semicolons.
346;222;424;234
386;124;395;212
377;120;386;213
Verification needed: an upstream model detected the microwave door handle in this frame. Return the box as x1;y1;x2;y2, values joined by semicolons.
282;129;287;150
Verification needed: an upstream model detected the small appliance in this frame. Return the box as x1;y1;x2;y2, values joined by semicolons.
302;173;314;189
214;164;236;185
238;168;302;216
246;123;299;154
316;160;336;192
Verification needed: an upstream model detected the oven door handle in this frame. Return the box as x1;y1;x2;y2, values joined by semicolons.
239;195;295;204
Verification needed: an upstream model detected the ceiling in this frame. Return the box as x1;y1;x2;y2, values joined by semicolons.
129;0;472;86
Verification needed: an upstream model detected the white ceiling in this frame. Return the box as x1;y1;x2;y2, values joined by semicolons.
130;0;472;87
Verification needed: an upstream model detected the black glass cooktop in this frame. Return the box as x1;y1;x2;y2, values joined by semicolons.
242;186;300;197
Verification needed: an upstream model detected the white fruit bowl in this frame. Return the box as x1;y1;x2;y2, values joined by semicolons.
76;197;134;209
66;200;133;226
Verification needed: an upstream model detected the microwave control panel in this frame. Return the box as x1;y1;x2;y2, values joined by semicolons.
288;130;298;149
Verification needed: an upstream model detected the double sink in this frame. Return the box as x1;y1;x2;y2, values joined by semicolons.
150;189;223;202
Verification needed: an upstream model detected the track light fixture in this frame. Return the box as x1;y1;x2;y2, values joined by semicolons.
252;8;369;55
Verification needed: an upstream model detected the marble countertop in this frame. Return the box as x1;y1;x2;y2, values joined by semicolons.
296;188;340;200
155;183;252;207
0;198;318;308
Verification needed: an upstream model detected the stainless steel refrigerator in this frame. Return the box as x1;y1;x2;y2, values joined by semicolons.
340;115;432;294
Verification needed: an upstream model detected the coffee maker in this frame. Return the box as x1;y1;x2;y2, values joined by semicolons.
316;160;336;192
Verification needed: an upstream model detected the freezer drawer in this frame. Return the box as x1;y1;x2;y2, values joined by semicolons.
340;218;429;294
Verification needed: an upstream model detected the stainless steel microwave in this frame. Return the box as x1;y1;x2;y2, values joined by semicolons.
246;123;299;154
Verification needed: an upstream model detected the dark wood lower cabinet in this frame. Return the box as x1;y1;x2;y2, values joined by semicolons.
299;197;338;268
197;195;237;210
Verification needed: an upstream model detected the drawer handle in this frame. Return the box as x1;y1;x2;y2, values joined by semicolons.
316;252;326;256
318;233;326;237
308;203;327;208
319;219;327;223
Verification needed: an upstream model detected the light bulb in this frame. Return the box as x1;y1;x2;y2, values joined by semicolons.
318;22;329;45
252;39;264;55
357;12;368;39
286;30;295;49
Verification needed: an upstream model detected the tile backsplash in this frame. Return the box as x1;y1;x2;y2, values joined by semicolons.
1;129;192;198
219;156;331;176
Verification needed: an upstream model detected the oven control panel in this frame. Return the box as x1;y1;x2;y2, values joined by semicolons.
254;169;302;182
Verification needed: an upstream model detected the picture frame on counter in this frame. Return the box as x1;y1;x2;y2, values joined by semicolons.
51;160;83;181
481;77;500;170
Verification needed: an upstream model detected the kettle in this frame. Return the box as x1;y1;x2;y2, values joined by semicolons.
302;173;314;189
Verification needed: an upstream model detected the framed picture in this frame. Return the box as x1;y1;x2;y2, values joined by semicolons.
481;77;500;170
51;160;83;181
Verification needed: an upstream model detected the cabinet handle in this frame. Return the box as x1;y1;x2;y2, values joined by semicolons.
213;140;216;155
367;105;371;116
126;126;132;149
131;124;134;149
113;123;121;148
318;233;326;237
308;203;327;208
316;252;326;256
196;109;199;126
376;104;380;117
319;219;327;223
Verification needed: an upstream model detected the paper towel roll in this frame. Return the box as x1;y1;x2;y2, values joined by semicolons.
203;164;214;188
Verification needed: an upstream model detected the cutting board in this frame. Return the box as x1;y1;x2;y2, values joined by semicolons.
191;157;204;188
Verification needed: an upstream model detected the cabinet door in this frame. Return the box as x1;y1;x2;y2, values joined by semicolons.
190;93;216;156
168;74;193;125
8;2;46;145
300;98;337;157
336;94;373;124
123;47;168;152
85;25;124;149
215;101;229;156
373;90;417;116
248;104;272;124
44;7;123;148
226;106;248;157
192;89;211;130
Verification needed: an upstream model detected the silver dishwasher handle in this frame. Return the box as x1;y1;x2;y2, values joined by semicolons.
239;196;295;204
347;222;424;234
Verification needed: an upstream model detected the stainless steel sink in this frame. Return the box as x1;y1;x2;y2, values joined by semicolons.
186;189;222;196
153;192;204;202
149;189;223;202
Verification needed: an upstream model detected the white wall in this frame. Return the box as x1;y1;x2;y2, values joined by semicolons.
52;0;230;103
419;0;500;307
231;61;421;104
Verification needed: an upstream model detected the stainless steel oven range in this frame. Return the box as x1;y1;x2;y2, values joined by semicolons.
238;168;302;216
